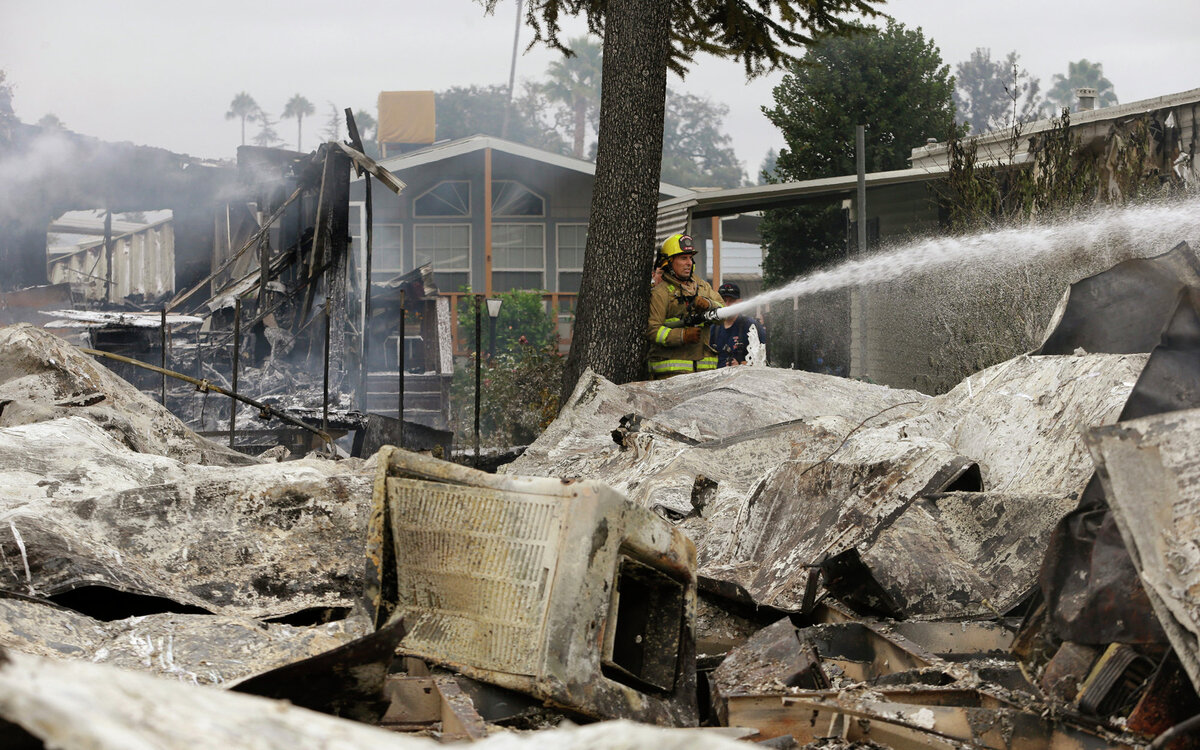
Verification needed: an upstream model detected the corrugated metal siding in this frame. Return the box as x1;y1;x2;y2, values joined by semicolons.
706;241;763;276
655;204;691;246
47;223;175;302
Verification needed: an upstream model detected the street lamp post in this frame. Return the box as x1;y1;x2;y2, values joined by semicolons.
474;296;482;468
485;298;503;358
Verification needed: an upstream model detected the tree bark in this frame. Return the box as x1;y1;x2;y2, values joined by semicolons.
559;0;670;405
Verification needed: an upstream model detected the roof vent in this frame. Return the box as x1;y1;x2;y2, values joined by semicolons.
1075;87;1098;112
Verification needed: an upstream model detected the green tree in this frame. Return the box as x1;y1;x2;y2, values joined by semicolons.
436;83;568;154
1045;59;1117;111
250;106;283;147
760;20;959;284
282;94;315;151
36;113;66;130
452;337;566;449
541;35;603;158
660;88;745;188
225;92;259;146
321;102;341;143
954;49;1041;134
482;0;880;404
759;148;778;185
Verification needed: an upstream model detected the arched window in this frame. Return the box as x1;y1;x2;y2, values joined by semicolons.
414;181;470;217
492;181;544;217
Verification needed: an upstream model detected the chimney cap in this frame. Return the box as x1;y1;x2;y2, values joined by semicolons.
1075;87;1098;111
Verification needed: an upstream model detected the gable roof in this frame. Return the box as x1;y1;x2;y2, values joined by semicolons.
371;134;691;198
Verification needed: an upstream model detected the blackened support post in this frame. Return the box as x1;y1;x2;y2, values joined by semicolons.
160;308;167;405
230;298;241;449
323;304;331;436
103;209;113;303
399;289;406;448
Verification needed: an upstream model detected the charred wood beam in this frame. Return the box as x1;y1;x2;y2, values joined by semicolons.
346;109;374;412
79;347;332;444
326;148;351;382
332;141;406;196
298;149;332;328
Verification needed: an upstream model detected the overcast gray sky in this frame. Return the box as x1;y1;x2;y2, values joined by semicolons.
3;0;1198;178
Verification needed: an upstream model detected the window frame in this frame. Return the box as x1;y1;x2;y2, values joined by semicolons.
556;223;587;294
413;180;471;218
492;222;546;292
492;180;545;218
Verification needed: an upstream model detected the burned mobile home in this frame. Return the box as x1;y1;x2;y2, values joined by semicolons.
2;116;453;455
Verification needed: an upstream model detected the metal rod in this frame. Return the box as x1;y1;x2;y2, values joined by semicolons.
160;308;167;405
474;296;482;468
323;304;331;435
398;288;405;448
856;124;867;255
103;209;113;303
230;298;241;449
80;347;332;443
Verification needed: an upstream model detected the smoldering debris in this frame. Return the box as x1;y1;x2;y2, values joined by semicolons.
498;243;1200;746
6;245;1200;749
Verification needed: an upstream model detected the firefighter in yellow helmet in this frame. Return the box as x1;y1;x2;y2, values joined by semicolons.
646;233;723;378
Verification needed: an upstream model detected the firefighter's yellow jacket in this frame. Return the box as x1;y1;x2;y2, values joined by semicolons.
645;272;723;378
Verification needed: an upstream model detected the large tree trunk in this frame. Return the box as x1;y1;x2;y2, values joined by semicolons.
559;0;670;404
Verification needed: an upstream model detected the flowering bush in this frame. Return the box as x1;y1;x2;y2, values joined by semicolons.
451;331;565;450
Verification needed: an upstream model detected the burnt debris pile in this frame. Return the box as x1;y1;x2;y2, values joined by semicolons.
501;239;1200;747
4;243;1200;747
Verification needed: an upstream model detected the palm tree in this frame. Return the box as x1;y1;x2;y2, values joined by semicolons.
1045;59;1118;112
352;109;377;141
282;94;315;151
542;36;603;158
225;92;259;146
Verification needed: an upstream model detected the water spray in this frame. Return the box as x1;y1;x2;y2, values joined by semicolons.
719;195;1200;319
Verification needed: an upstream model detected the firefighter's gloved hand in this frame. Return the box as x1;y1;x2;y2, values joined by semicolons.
681;327;702;344
693;296;712;311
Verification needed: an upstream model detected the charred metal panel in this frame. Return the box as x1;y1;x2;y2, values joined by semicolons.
1087;408;1200;695
1036;242;1200;650
0;593;371;684
1036;242;1200;356
369;446;698;726
231;616;406;722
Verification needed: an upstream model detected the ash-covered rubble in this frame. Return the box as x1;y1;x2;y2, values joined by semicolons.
0;325;382;688
6;244;1200;749
502;242;1200;746
0;324;739;748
